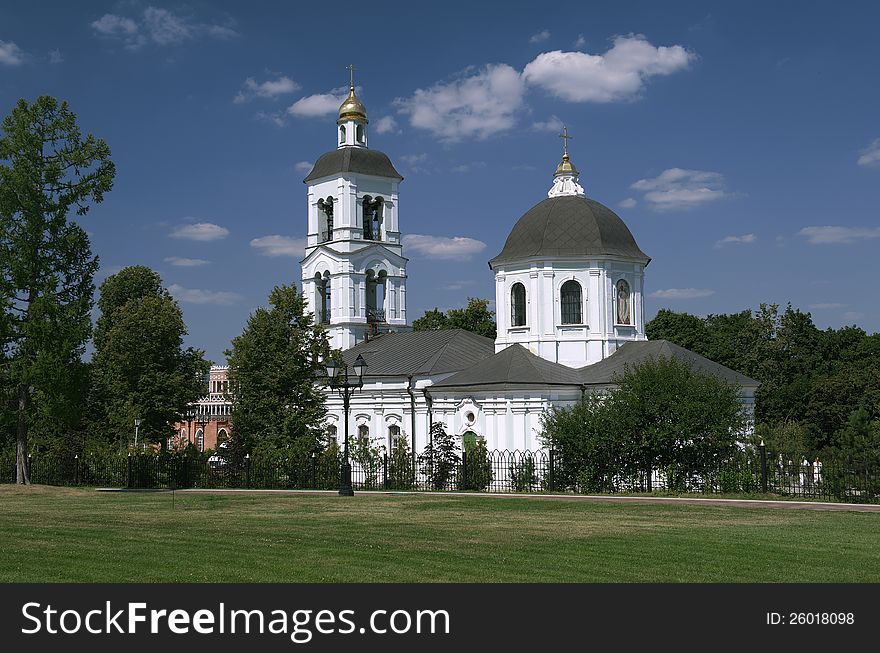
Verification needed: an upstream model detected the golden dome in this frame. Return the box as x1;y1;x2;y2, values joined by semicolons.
554;152;578;177
338;86;368;124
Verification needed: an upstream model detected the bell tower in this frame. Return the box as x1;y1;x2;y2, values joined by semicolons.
300;68;410;350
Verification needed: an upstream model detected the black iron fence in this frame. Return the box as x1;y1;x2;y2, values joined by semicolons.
3;447;878;503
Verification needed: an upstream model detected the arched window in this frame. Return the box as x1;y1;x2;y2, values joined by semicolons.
362;196;383;240
510;282;526;327
339;125;346;143
327;424;337;443
388;424;401;447
616;280;631;325
318;197;333;242
560;280;582;324
315;272;331;324
196;429;204;452
356;124;364;144
217;429;229;446
357;424;369;444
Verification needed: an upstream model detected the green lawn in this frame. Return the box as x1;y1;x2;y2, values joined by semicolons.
0;485;877;582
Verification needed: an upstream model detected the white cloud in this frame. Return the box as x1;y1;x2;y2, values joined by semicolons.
250;235;307;258
522;35;694;103
451;161;487;173
857;138;880;167
619;198;637;209
0;40;24;65
631;168;728;211
374;116;399;134
288;91;345;118
401;153;427;165
714;233;756;248
797;226;880;245
842;311;865;322
90;7;238;50
650;288;715;299
294;161;314;173
395;64;526;142
255;111;286;127
808;303;846;310
168;284;241;305
442;280;476;291
234;75;299;103
164;256;210;267
574;34;586;48
531;115;563;132
48;49;63;64
530;30;551;44
169;222;229;241
402;234;487;261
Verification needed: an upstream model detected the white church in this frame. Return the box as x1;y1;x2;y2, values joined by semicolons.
300;79;757;454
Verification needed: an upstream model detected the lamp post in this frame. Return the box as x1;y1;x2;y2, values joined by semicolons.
324;354;367;496
134;417;142;450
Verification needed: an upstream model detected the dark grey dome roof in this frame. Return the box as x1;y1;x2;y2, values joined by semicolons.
489;196;650;267
303;147;402;183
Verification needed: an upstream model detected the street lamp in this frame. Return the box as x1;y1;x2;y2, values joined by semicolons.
134;417;142;450
324;354;367;496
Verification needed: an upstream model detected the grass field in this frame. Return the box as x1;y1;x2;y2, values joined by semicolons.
0;485;877;582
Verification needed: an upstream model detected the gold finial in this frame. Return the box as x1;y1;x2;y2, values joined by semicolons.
558;125;573;156
338;64;368;124
554;126;578;177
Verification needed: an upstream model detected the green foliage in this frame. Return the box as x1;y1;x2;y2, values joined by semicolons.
225;284;331;462
88;267;209;449
350;434;383;489
0;96;115;482
412;298;496;339
418;422;460;490
646;303;880;455
459;439;492;491
387;435;415;490
543;357;745;490
509;456;539;492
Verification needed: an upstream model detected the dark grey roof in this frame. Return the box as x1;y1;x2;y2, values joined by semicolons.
489;196;650;267
431;339;758;391
341;329;494;377
579;340;759;388
304;147;403;183
432;344;582;390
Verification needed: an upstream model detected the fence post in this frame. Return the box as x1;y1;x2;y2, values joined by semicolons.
646;462;652;493
126;453;132;489
548;449;556;492
759;440;768;494
383;453;388;490
245;454;251;488
74;455;79;486
311;452;317;489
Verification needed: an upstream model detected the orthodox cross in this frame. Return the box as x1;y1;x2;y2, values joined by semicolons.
558;126;573;155
347;64;356;89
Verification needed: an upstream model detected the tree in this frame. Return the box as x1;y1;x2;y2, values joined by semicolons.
225;284;331;462
0;96;115;483
412;298;496;339
418;422;460;490
542;356;745;490
89;266;210;449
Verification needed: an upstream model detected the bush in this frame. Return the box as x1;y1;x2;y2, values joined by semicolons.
387;436;415;490
509;455;538;492
418;422;460;490
350;436;383;489
459;439;492;491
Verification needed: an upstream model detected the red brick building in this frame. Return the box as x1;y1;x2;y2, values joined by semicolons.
169;365;232;452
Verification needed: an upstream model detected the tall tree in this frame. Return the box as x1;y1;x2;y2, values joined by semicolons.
0;97;114;483
89;266;209;449
225;284;331;461
412;298;496;339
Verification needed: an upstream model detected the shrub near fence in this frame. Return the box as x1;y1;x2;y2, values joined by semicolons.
2;447;878;503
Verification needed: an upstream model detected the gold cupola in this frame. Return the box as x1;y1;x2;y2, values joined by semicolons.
554;152;578;177
337;86;368;125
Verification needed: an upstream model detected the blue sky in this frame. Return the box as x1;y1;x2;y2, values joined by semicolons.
2;1;879;362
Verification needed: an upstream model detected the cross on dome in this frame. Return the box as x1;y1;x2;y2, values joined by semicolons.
548;125;585;198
